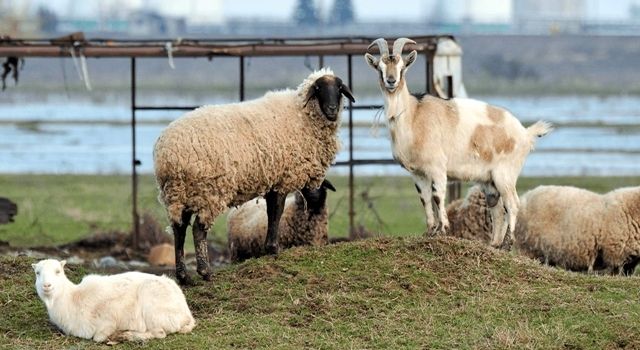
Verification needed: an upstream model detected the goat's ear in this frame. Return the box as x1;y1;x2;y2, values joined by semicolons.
404;50;418;69
340;83;355;103
304;82;317;107
322;179;336;192
60;260;67;268
364;53;378;69
31;263;37;271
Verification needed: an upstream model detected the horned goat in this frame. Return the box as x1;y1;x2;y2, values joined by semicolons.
33;259;195;343
364;37;552;247
154;68;354;284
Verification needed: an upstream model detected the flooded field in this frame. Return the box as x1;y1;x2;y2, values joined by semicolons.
1;94;639;176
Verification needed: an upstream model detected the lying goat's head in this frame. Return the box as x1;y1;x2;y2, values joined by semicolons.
33;259;67;300
364;38;417;93
305;75;355;122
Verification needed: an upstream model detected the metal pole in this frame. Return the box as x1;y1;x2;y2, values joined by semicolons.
239;56;245;101
131;57;139;249
318;55;324;69
426;49;435;95
347;54;355;237
445;74;461;202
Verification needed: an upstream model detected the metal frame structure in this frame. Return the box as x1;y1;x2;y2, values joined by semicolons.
1;35;460;245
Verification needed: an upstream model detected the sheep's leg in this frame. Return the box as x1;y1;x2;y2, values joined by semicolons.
193;215;213;281
265;190;287;255
413;175;436;235
172;210;193;286
431;172;449;235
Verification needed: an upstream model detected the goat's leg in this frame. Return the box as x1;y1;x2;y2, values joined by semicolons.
491;176;519;248
483;182;508;247
192;215;213;281
172;210;193;285
431;172;449;235
265;190;287;255
413;175;437;235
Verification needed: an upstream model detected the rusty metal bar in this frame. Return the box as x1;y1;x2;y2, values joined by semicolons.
0;35;453;58
347;54;355;237
130;57;139;249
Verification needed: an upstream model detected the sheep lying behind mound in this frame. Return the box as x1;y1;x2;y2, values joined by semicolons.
228;179;336;262
33;259;195;343
446;185;640;275
515;185;640;275
447;185;494;245
154;68;354;284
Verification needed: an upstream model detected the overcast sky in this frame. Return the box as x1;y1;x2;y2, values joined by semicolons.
16;0;640;23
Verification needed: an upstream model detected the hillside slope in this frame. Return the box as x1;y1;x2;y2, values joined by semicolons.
2;237;640;349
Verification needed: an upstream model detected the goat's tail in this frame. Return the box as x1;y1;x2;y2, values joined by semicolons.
526;120;553;149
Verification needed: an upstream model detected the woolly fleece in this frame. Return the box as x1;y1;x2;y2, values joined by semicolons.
227;190;329;261
514;185;640;273
154;68;342;227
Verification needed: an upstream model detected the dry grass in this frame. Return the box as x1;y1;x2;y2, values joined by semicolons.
2;236;640;349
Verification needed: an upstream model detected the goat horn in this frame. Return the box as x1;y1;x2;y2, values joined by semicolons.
368;38;389;57
392;38;417;56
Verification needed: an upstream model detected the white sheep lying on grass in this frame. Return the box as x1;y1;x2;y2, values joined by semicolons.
33;259;195;343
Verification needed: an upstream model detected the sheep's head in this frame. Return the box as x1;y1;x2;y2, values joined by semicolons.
364;38;417;94
32;259;67;300
304;75;355;122
300;179;336;214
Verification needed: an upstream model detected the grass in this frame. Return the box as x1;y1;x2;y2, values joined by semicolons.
1;174;639;248
2;236;640;348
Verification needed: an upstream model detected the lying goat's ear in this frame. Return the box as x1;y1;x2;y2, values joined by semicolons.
31;264;37;271
364;53;378;69
304;83;317;107
404;50;418;69
60;260;67;268
340;83;355;103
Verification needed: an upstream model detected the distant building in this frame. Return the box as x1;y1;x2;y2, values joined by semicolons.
513;0;587;33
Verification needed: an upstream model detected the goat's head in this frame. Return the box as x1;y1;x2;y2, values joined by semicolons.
305;75;355;122
364;38;417;94
32;259;67;300
300;179;336;214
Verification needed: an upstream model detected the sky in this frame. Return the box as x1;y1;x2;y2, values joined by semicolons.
12;0;640;23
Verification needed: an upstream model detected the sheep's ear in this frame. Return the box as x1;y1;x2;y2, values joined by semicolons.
340;83;355;103
303;83;317;107
60;260;67;268
364;53;378;69
404;50;418;69
322;179;336;192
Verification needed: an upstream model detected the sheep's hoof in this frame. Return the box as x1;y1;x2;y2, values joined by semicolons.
265;243;280;256
198;270;213;281
176;273;195;286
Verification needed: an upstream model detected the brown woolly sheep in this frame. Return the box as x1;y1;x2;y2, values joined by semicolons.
227;179;336;262
154;68;354;284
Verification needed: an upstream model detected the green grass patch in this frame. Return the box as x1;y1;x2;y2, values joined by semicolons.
2;237;640;348
1;175;639;248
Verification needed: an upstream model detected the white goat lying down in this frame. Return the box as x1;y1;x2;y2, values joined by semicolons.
364;37;552;247
33;259;195;343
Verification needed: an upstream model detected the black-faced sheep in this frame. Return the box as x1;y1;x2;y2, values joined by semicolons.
364;37;551;248
33;259;195;343
227;179;336;262
153;68;354;284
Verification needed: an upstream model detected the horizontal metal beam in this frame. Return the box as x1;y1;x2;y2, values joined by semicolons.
0;35;451;58
134;104;383;111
